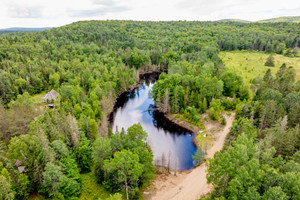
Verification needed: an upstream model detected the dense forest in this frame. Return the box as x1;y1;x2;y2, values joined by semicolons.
205;65;300;199
0;20;299;199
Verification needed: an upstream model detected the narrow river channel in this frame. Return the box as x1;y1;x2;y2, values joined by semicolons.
110;74;197;171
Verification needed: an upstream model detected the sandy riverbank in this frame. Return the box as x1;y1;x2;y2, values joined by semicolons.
144;112;235;200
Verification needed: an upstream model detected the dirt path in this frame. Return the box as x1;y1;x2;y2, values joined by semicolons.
145;113;235;200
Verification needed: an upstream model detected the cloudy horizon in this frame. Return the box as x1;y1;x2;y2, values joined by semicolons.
0;0;299;29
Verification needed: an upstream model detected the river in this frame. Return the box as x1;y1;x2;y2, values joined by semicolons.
110;73;197;171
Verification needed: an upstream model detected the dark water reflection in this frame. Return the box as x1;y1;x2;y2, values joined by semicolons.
110;76;197;171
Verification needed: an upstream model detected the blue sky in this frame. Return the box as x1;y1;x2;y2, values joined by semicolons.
0;0;299;28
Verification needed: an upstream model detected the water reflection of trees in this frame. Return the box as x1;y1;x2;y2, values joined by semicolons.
113;74;157;112
151;109;191;135
154;151;179;175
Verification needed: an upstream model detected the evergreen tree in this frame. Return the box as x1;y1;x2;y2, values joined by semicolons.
288;104;300;128
104;150;143;200
276;63;287;78
0;175;15;200
162;88;170;113
265;55;275;67
193;148;205;164
263;69;274;89
75;134;92;172
171;86;180;113
202;97;208;112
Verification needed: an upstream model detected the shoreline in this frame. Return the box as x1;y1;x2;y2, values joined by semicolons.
114;69;166;100
100;68;166;136
107;68;166;122
144;113;235;200
106;67;203;149
162;113;202;148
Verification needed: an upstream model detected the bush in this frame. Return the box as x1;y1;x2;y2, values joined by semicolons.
209;107;220;121
284;48;294;57
193;148;205;164
208;99;223;120
265;55;275;67
221;117;226;125
222;98;235;110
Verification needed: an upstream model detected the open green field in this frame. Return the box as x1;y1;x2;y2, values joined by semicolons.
219;51;300;86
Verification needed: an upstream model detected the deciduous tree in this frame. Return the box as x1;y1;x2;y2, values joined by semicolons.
104;150;143;200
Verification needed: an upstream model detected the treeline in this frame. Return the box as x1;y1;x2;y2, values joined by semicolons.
217;22;300;53
1;21;300;105
205;66;300;199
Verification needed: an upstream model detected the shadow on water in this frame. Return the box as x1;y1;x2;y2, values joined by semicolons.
109;72;197;171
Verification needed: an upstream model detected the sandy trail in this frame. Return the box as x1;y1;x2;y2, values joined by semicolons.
146;113;235;200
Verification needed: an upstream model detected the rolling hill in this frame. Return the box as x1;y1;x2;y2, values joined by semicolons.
257;16;300;23
217;19;251;23
0;27;52;33
218;16;300;23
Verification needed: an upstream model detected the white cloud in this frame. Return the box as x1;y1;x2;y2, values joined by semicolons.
7;2;43;18
175;0;300;21
92;0;123;6
0;0;299;28
68;6;131;18
68;0;131;18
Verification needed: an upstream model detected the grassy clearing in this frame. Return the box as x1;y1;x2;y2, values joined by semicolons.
80;172;113;200
196;131;214;150
32;92;45;101
28;173;120;200
219;50;300;85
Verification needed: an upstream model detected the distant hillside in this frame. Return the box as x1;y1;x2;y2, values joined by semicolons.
0;27;52;33
257;16;300;23
217;16;300;23
217;19;250;23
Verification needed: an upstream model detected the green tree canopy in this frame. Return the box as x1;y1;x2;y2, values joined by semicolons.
104;150;143;200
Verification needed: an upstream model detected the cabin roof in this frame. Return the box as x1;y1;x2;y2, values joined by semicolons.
42;89;59;102
225;96;235;101
15;159;24;167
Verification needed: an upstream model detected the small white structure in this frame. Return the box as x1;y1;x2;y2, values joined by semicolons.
18;166;25;173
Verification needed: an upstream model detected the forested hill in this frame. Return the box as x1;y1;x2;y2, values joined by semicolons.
257;16;300;23
1;20;300;93
0;27;52;34
0;20;299;105
217;16;300;23
217;19;251;23
0;20;300;200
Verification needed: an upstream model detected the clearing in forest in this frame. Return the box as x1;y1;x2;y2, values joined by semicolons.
219;51;300;83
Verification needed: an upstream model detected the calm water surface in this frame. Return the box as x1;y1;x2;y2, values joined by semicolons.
110;77;197;171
